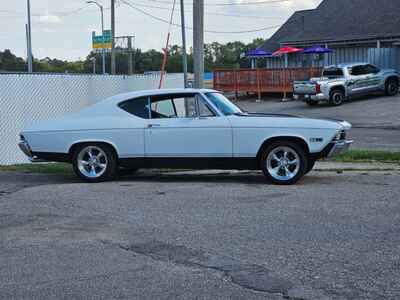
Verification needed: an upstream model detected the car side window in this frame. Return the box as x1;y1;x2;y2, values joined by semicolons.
364;64;380;74
197;95;215;117
350;65;365;76
118;97;150;119
151;94;197;119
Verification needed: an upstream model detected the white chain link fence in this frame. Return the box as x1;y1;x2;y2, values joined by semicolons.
0;73;184;165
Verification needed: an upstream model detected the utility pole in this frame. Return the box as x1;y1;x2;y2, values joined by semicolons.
180;0;188;88
193;0;204;88
127;36;134;75
26;0;33;73
87;1;106;74
111;0;116;74
90;57;96;74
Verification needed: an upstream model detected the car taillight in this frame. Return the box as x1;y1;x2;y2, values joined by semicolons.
315;84;321;94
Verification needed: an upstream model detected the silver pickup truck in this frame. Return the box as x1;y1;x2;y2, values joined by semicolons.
293;63;400;106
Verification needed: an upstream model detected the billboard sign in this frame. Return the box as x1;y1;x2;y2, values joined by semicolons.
92;30;112;49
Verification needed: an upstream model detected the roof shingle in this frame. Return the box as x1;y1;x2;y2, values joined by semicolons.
260;0;400;52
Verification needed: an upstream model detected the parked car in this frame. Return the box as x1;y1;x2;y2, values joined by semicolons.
293;63;400;106
18;89;353;185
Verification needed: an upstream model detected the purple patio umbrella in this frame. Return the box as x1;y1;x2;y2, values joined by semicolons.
302;45;333;54
245;48;272;58
244;49;272;69
303;45;333;67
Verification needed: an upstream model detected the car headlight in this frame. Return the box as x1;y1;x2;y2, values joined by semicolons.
334;130;346;141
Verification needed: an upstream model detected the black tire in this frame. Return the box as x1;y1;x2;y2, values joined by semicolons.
385;79;399;96
260;141;308;185
305;159;316;174
329;89;345;106
72;143;118;183
306;100;319;106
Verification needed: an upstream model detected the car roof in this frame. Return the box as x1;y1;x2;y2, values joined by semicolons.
337;62;370;68
103;88;218;104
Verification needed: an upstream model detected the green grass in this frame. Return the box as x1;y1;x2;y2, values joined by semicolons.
0;163;72;174
332;150;400;164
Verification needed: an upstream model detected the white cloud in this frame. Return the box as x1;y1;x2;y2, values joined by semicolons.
38;14;63;24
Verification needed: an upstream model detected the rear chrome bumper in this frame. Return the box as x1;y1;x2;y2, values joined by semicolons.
294;93;328;102
18;141;44;162
327;140;353;158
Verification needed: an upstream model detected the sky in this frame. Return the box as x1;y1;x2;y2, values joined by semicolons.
0;0;322;61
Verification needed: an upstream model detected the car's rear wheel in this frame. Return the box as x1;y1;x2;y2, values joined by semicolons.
260;141;307;185
72;143;117;182
385;79;399;96
329;89;345;106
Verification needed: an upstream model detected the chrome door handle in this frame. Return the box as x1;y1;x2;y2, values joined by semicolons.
147;124;161;128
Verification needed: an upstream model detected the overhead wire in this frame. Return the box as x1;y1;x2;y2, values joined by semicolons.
120;0;281;34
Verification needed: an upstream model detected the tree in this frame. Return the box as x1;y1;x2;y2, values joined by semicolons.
0;38;266;74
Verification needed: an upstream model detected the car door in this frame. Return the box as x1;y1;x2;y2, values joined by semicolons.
362;64;382;91
144;93;232;159
347;65;370;95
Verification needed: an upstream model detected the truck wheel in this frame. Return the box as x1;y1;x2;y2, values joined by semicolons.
329;89;345;106
260;141;308;185
385;79;399;96
306;100;319;106
72;143;118;183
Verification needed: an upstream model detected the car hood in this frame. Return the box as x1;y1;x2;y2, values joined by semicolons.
230;113;351;130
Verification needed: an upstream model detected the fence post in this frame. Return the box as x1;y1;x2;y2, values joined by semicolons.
234;70;238;100
213;70;216;90
256;69;261;102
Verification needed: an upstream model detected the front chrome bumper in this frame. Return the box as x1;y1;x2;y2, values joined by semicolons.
327;140;353;158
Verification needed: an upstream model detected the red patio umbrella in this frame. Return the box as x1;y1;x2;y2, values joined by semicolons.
272;46;303;56
272;46;303;101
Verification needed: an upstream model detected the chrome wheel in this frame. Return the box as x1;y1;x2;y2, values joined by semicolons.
77;146;108;178
266;146;300;181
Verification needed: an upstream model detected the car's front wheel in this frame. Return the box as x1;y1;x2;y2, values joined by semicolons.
260;141;307;185
72;143;117;182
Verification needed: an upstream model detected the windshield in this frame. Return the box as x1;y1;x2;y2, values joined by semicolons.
205;93;242;116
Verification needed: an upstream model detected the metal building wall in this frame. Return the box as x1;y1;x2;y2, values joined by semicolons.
265;47;400;70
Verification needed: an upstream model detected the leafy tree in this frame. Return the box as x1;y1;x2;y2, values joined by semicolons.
0;38;266;74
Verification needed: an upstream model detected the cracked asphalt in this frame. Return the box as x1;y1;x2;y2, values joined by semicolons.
1;169;400;300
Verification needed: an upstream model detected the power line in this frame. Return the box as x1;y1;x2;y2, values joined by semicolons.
125;1;283;19
141;0;292;6
120;0;281;33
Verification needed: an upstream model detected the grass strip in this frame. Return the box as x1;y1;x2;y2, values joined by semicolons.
332;150;400;164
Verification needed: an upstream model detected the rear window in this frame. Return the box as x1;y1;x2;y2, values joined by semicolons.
118;97;150;119
323;68;344;78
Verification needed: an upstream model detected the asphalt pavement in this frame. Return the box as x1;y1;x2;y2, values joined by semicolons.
238;93;400;151
1;168;400;300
